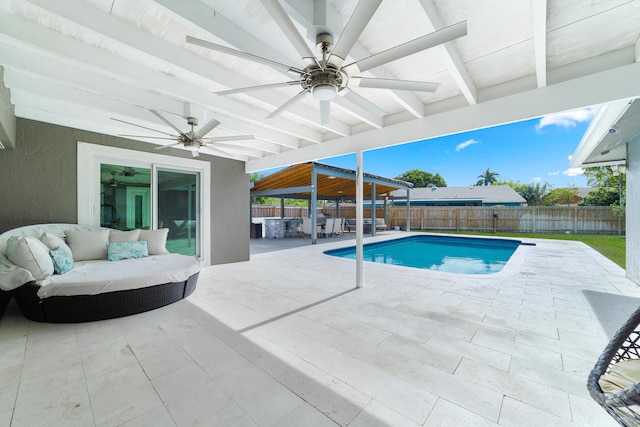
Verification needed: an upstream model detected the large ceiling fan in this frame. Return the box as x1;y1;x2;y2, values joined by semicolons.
186;0;467;125
112;110;254;157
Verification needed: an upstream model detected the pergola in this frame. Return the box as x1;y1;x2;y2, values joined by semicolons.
250;162;413;244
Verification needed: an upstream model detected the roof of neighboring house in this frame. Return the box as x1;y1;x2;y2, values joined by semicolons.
576;187;595;198
390;185;526;204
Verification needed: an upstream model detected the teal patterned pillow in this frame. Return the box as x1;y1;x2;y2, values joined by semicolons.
50;246;74;274
107;241;149;261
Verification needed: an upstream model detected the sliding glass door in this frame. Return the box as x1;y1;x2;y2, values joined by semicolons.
157;169;200;256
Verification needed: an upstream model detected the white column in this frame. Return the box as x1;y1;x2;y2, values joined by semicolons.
356;150;364;288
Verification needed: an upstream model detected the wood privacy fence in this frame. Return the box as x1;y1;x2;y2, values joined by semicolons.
252;205;625;235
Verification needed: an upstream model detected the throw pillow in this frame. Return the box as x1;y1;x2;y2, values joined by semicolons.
5;236;54;280
139;229;169;255
599;359;640;393
39;232;67;250
107;241;149;261
109;229;141;243
66;229;110;261
50;246;74;274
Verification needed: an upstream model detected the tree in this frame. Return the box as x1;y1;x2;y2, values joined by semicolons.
578;166;625;207
476;168;499;186
395;169;447;187
497;180;550;206
544;186;579;206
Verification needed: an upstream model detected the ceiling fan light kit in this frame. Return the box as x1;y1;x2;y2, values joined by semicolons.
188;0;467;125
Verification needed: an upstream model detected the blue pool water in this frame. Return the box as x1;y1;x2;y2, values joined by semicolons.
325;235;524;274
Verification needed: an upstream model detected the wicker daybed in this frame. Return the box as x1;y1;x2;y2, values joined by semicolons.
0;224;201;323
588;306;640;426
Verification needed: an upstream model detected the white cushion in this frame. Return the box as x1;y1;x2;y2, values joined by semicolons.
599;359;640;393
40;232;69;251
139;229;169;255
66;230;110;261
5;236;54;281
109;229;141;243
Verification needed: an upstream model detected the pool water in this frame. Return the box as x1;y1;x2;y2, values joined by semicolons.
325;235;524;274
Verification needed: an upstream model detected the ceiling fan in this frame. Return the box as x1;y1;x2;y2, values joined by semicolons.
186;0;467;125
112;109;254;157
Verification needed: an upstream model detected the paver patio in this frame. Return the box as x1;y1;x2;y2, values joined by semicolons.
1;232;638;426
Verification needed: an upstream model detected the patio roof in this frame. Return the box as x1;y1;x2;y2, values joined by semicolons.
250;162;412;200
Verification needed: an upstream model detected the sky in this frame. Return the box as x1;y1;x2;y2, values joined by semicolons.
309;108;597;189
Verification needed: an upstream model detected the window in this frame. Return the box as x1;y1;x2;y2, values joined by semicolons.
78;143;210;264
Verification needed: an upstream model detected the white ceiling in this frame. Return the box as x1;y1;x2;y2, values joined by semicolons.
1;0;640;172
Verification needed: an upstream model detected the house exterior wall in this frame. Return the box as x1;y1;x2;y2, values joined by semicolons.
0;118;249;264
627;137;640;284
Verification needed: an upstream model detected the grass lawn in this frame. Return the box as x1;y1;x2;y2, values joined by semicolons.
439;231;626;269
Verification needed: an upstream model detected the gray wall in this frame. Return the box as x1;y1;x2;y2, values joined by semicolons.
627;137;640;284
0;118;249;264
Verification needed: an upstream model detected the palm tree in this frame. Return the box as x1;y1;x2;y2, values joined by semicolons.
476;168;499;186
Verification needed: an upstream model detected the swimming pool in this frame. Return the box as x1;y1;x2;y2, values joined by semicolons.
325;235;526;274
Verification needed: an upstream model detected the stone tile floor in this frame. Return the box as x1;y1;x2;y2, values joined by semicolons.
1;232;639;426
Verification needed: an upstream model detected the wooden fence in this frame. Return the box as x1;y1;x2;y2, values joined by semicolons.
252;205;625;235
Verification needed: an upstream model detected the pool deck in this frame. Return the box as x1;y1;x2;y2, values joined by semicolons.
2;231;639;426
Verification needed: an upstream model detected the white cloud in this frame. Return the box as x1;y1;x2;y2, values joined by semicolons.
536;108;596;130
455;139;480;152
548;171;559;176
563;167;584;177
532;177;541;183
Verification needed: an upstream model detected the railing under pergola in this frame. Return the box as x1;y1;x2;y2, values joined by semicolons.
250;162;413;244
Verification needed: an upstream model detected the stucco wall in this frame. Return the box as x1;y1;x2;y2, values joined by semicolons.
627;138;640;284
0;118;249;264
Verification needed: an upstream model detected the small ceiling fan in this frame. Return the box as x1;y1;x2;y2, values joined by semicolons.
186;0;467;125
112;109;254;157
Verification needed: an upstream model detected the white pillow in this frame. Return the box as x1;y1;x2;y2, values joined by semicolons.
109;229;141;243
139;229;169;255
66;229;110;261
5;236;54;281
40;232;69;251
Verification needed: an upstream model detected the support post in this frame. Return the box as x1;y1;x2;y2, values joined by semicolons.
311;166;318;244
280;197;285;218
405;189;411;231
371;183;376;236
356;150;364;288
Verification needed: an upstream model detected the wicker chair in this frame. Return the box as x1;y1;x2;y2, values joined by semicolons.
588;306;640;426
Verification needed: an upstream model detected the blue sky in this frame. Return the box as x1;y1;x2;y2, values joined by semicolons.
314;108;596;188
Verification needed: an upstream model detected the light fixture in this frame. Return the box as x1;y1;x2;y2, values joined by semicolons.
312;84;337;101
184;144;199;152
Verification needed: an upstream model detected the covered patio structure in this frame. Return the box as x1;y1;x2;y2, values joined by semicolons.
250;162;413;244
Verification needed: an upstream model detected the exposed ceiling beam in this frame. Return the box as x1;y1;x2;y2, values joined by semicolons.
416;0;477;105
532;0;548;88
151;0;351;137
247;60;640;171
17;1;327;144
0;66;16;149
0;9;309;149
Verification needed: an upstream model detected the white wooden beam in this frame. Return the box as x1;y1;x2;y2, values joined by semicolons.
0;67;16;149
532;0;548;88
13;2;325;144
416;0;478;105
247;60;640;171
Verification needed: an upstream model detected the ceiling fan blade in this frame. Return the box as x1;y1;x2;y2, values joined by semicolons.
353;77;440;92
154;142;182;150
149;110;187;136
320;100;330;125
194;118;221;139
110;118;175;137
266;89;309;119
118;135;177;140
342;88;387;117
186;35;303;74
345;21;467;73
328;0;382;68
201;135;255;143
261;0;316;67
217;81;301;96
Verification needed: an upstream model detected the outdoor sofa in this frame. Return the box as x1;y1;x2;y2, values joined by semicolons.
344;218;388;232
0;223;200;323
